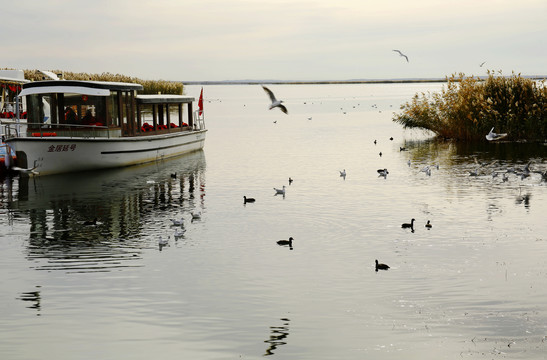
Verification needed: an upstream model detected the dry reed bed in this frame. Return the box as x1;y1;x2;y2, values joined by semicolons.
393;72;547;141
22;70;183;95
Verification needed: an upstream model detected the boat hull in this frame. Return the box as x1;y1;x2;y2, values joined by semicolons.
6;130;206;176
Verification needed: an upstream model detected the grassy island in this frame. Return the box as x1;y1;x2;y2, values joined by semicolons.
393;72;547;141
21;70;183;95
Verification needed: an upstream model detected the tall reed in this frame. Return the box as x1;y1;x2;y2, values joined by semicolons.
22;70;183;95
393;72;547;141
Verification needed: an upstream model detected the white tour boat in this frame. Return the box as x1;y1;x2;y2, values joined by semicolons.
2;79;206;176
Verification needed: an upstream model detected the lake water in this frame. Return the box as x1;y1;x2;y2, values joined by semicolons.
1;83;547;359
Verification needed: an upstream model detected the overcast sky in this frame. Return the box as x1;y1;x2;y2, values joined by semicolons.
4;0;546;81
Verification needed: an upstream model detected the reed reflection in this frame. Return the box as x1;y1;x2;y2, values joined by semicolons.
4;151;206;273
401;139;547;212
403;139;547;175
263;317;291;356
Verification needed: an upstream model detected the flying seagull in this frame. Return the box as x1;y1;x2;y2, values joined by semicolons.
262;86;288;114
480;61;486;67
392;49;409;62
486;127;507;141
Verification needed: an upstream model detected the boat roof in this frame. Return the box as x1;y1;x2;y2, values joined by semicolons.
19;80;143;97
136;94;195;104
0;76;30;85
0;70;29;84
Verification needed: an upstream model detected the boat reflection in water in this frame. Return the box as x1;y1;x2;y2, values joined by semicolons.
7;150;206;273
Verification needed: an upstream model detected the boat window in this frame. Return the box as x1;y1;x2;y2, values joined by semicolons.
26;94;45;125
62;94;103;125
109;92;120;127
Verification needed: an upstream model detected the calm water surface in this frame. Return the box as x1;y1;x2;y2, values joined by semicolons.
1;83;547;359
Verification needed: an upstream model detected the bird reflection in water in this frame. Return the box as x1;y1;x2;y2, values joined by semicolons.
515;190;532;209
263;318;290;356
17;286;42;315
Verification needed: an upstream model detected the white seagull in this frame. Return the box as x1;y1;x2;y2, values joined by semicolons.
158;236;169;246
486;127;507;141
170;218;184;226
340;169;346;177
262;86;288;114
274;186;286;195
191;211;202;220
392;49;409;62
174;228;185;239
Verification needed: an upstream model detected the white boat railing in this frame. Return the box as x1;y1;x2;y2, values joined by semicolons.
1;119;204;140
1;121;112;140
193;110;206;130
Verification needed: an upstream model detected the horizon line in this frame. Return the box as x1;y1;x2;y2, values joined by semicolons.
182;75;547;85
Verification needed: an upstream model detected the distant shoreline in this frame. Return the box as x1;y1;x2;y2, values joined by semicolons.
182;76;546;85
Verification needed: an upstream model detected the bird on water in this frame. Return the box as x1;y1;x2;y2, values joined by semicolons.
377;168;389;177
277;237;294;249
402;218;415;229
158;236;169;247
375;259;390;271
170;218;184;226
425;220;432;229
244;196;255;204
262;86;288;114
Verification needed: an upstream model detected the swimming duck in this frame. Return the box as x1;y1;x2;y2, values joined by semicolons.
277;237;294;246
401;218;415;229
425;220;432;229
375;259;390;271
377;168;389;177
244;196;256;203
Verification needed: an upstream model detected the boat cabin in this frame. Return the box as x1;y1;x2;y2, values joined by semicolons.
0;70;29;120
18;80;200;138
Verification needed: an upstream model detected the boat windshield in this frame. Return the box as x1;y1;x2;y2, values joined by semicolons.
27;92;130;126
26;93;110;127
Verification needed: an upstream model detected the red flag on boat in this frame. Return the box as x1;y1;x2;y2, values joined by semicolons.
198;87;203;116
